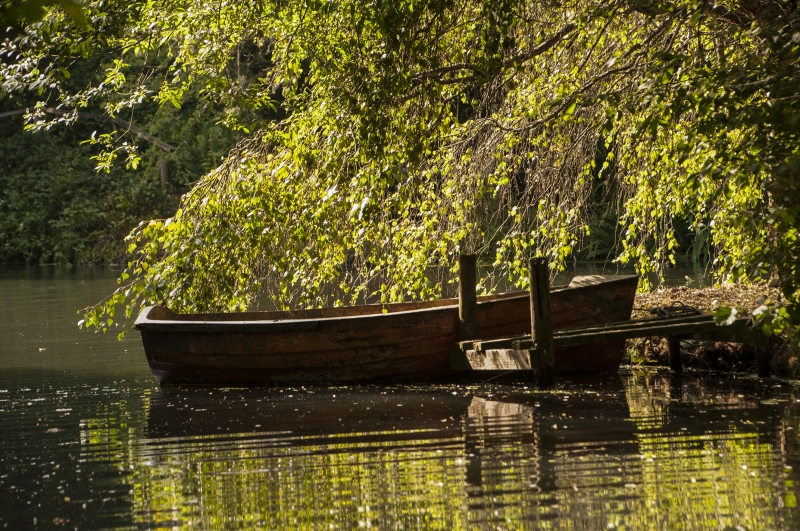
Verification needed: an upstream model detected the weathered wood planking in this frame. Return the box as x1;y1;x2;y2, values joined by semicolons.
461;315;756;350
136;275;638;384
458;314;769;377
457;349;538;370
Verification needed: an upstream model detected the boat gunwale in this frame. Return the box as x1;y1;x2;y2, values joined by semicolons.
134;275;639;333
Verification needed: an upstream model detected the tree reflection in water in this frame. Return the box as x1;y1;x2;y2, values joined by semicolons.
5;271;794;529
102;372;799;530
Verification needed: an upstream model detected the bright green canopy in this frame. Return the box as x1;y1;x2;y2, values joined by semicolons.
2;0;798;341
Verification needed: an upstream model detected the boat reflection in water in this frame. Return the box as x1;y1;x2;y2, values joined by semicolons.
133;372;800;530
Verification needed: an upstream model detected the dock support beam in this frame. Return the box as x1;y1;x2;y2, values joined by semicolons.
529;258;554;386
667;336;682;373
459;254;478;341
756;333;770;378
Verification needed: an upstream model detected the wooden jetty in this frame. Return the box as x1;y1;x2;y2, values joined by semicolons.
454;257;770;381
134;251;767;385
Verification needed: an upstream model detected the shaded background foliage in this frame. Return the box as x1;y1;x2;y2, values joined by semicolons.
0;112;169;263
0;71;244;264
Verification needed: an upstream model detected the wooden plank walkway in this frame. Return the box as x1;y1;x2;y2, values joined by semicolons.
453;314;768;376
451;254;769;382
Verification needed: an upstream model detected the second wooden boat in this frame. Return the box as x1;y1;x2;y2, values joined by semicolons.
135;274;638;384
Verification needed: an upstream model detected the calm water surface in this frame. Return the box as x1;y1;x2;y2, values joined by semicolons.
1;266;798;530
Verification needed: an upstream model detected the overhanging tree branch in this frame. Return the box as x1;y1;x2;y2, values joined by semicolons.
409;22;577;84
0;108;175;151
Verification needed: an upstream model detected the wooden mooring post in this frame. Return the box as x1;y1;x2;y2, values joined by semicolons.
458;254;478;341
452;254;553;384
452;256;771;380
529;258;555;386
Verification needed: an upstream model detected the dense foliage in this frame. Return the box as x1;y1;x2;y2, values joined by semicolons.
0;56;244;264
1;0;798;342
0;112;169;263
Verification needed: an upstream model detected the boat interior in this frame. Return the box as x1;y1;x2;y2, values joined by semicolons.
143;274;635;322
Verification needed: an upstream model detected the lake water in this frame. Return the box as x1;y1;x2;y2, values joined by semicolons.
2;266;799;530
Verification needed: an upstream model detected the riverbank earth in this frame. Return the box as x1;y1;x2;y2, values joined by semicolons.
628;284;797;377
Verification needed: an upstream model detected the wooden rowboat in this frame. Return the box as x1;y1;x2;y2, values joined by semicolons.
135;274;638;384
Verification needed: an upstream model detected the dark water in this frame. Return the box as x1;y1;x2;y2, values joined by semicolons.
2;266;798;530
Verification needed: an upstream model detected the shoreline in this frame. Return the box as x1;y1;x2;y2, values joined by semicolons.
627;284;797;378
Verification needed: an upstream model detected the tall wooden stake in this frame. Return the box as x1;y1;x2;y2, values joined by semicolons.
529;257;554;386
458;254;478;341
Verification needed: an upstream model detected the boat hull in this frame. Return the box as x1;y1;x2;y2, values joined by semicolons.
136;276;638;384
